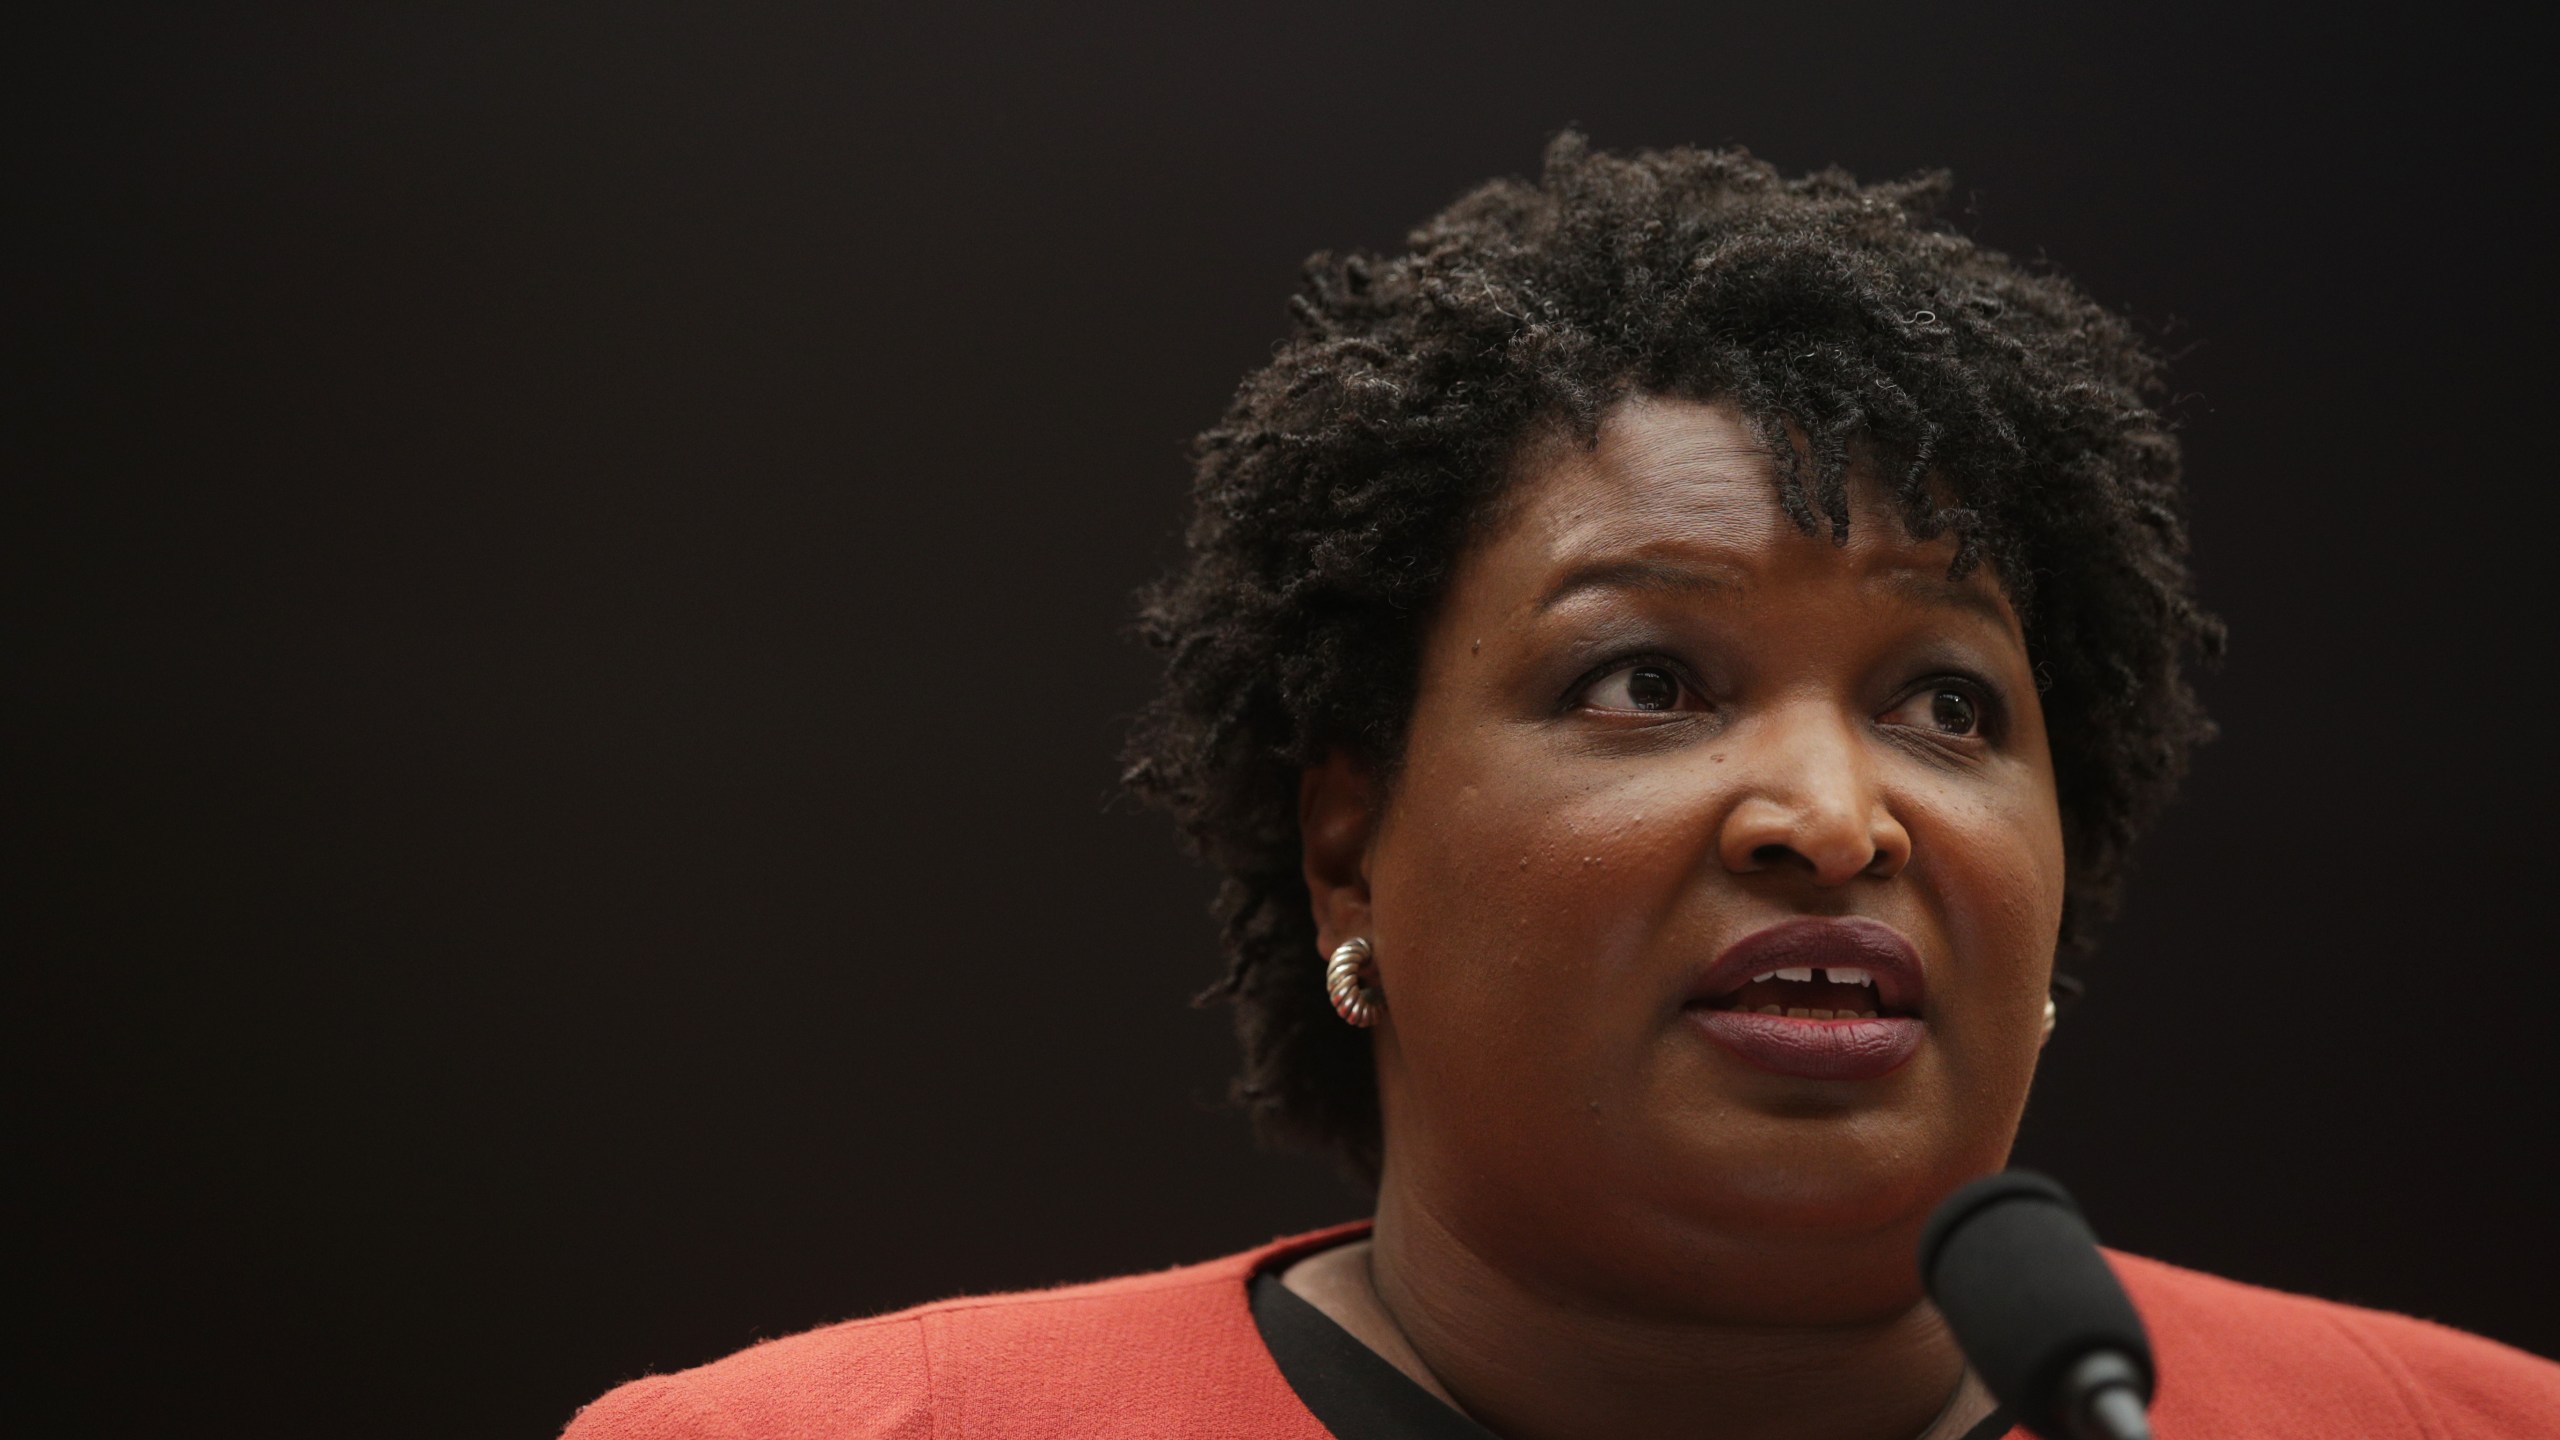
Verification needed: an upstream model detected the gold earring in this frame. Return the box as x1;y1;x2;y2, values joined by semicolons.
2041;995;2059;1042
1326;937;1382;1028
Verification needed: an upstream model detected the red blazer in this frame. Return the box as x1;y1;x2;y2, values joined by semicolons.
563;1224;2558;1438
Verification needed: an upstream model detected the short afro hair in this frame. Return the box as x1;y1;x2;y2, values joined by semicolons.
1123;133;2223;1182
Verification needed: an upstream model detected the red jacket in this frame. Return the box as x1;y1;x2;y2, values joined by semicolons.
564;1224;2559;1438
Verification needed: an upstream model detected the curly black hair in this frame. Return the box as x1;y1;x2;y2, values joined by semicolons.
1123;133;2223;1182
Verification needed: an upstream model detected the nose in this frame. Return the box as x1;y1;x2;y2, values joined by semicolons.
1715;704;1911;885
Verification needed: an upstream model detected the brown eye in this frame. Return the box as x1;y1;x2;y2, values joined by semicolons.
1587;664;1686;712
1883;682;1992;739
1928;689;1978;735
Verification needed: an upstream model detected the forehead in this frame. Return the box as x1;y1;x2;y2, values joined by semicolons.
1475;396;2012;625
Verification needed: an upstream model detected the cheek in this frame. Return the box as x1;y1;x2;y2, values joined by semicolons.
1911;770;2068;1027
1369;742;1707;1072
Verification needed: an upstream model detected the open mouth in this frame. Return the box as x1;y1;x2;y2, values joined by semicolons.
1682;916;1927;1079
1698;965;1912;1022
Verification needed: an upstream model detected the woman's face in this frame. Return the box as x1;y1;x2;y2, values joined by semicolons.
1306;395;2066;1324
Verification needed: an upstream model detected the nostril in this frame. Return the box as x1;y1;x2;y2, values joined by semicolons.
1745;838;1888;882
1749;843;1798;869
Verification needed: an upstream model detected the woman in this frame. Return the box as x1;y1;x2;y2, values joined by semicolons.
565;137;2556;1439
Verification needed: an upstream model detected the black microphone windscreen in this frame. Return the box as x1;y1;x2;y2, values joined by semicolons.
1919;1171;2154;1438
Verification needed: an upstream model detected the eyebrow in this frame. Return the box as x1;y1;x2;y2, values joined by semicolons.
1533;557;1738;614
1873;569;2019;635
1532;555;2018;633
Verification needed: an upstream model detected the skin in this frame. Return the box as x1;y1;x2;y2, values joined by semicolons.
1290;395;2067;1440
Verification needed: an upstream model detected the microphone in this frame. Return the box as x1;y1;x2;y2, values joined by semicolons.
1918;1171;2155;1440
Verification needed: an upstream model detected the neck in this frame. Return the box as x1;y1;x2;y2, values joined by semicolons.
1347;1188;1989;1440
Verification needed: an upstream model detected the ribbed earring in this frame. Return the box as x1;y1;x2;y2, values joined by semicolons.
1326;936;1382;1028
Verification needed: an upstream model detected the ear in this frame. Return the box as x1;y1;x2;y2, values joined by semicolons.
1299;749;1380;957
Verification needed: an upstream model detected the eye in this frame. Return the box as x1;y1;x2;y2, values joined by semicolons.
1583;662;1692;713
1883;682;1990;738
1928;690;1977;735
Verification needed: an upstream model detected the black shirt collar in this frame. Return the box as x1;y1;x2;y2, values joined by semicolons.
1249;1270;2013;1440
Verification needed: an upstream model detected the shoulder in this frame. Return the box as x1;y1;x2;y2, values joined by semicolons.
559;1226;1360;1440
560;1310;932;1440
2107;1249;2560;1438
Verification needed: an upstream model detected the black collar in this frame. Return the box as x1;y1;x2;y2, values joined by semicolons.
1249;1271;2013;1440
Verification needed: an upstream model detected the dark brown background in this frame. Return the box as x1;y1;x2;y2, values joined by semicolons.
11;5;2553;1437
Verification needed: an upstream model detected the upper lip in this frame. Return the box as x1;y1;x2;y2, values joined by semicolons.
1687;915;1927;1014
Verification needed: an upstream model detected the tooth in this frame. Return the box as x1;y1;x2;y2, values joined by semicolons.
1859;1009;1878;1019
1751;971;1778;983
1757;1004;1783;1015
1811;1008;1837;1019
1826;967;1872;986
1785;1007;1814;1018
1776;967;1814;982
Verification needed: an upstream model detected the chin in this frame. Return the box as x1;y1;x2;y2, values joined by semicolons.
1560;1164;1948;1326
1652;1107;1989;1243
1641;1041;2023;1229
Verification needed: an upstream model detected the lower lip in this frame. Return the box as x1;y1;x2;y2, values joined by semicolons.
1684;1008;1924;1082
